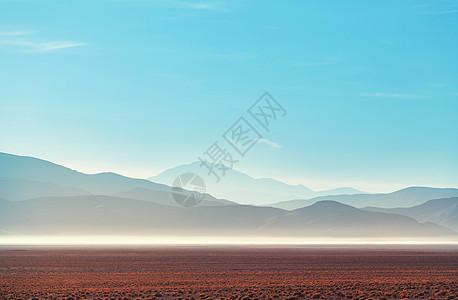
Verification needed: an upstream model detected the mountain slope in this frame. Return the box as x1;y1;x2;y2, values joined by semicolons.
261;201;455;237
271;187;458;210
0;152;169;195
0;196;454;238
0;152;233;207
149;161;361;205
0;177;91;201
363;197;458;231
0;196;286;236
114;187;236;207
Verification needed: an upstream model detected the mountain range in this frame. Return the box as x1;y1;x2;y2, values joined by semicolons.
0;152;233;207
272;187;458;209
149;161;361;205
0;152;457;240
363;197;458;232
0;196;454;238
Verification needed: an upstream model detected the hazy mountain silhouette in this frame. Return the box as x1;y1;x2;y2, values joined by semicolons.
260;200;455;237
0;177;91;201
272;187;458;210
114;187;236;207
149;161;361;205
0;152;169;195
0;195;289;235
1;152;457;239
0;152;233;207
0;196;454;238
363;197;458;232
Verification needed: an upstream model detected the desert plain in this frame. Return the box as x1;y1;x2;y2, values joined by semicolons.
0;247;457;299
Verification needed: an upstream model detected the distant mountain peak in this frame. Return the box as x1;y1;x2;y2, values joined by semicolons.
272;187;458;211
149;161;361;205
296;200;357;213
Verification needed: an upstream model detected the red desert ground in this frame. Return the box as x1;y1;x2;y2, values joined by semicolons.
0;247;457;299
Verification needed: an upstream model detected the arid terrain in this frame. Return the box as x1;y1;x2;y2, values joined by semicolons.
0;247;457;299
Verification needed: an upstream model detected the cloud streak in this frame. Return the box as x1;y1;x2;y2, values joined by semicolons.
417;9;458;15
35;41;85;52
1;40;85;52
357;93;427;99
0;31;37;37
0;30;85;52
123;0;232;12
411;0;458;15
182;2;226;11
286;58;341;67
254;138;282;149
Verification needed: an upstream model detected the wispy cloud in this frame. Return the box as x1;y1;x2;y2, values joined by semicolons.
417;9;458;15
411;0;458;15
0;31;85;53
35;41;85;51
204;52;256;61
182;2;226;11
1;40;85;52
378;40;395;46
254;138;282;149
428;83;446;88
0;30;37;37
285;56;342;67
357;93;428;99
124;0;232;12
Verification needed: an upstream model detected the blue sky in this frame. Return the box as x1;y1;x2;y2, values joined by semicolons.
0;0;457;192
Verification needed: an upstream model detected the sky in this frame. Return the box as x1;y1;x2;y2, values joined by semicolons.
0;0;457;193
